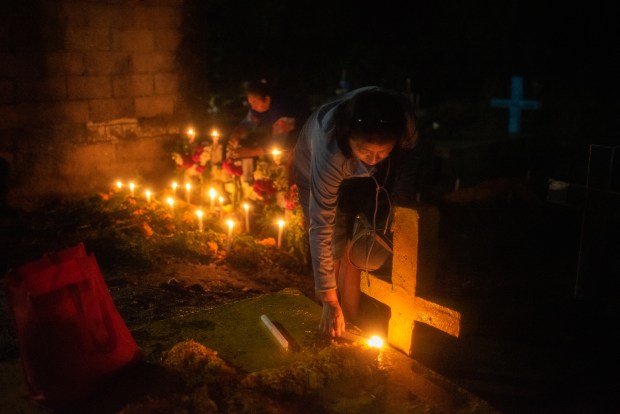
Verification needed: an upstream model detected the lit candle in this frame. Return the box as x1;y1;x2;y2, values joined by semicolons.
367;335;384;348
277;219;285;248
218;195;224;218
187;127;195;143
115;180;123;190
271;148;282;165
166;196;174;210
226;219;235;250
209;187;216;211
242;203;250;233
210;128;219;146
129;181;135;197
196;209;204;232
172;181;178;197
145;190;152;203
185;182;191;204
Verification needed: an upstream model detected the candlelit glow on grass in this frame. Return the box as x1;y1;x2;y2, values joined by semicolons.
367;335;384;348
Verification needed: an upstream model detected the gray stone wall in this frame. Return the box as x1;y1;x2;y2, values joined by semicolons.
0;0;187;205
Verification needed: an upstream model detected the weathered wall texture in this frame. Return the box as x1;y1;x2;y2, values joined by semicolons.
0;0;188;205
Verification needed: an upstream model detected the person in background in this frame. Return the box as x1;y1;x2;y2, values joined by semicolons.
227;79;308;183
292;86;423;338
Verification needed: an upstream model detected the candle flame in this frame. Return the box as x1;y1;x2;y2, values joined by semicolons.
210;129;219;137
166;197;174;207
187;128;195;136
367;335;384;348
226;219;235;230
243;202;250;211
277;219;285;229
172;181;178;190
185;182;191;191
115;180;123;189
209;188;216;199
196;209;203;218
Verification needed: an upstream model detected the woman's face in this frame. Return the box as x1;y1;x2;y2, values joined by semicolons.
348;138;396;166
247;94;271;113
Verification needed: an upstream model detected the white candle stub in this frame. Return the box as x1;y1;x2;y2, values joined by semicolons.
260;314;289;350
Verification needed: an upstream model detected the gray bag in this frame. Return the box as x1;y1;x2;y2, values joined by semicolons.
348;213;393;271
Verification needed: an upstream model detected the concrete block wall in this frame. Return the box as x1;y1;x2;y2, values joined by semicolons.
0;0;188;205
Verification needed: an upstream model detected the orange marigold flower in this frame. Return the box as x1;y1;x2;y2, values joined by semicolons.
257;237;276;247
142;222;153;238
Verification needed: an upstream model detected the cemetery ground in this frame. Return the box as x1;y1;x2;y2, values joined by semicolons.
0;178;617;414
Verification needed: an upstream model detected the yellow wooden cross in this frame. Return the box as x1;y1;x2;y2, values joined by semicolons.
361;206;461;356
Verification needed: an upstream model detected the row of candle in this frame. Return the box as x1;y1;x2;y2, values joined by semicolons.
113;180;287;248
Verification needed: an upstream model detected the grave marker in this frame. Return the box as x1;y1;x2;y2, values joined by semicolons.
361;206;461;356
491;76;541;135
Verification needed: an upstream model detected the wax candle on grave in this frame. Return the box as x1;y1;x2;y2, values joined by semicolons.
166;197;175;211
145;190;152;204
187;128;196;143
210;129;222;164
185;182;191;204
277;219;285;248
129;182;135;197
172;181;178;197
210;129;219;146
242;203;250;233
196;209;204;232
209;188;216;211
115;180;123;190
271;148;282;165
226;219;235;250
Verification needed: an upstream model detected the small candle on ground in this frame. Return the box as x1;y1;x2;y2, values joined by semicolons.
209;188;216;211
129;182;135;197
196;209;204;232
277;219;285;248
145;190;152;203
243;203;250;233
226;219;235;250
185;182;191;204
166;197;174;210
271;148;282;165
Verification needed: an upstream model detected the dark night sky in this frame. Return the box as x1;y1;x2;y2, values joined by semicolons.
185;1;617;106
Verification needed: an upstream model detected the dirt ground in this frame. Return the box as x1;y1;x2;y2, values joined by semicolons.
1;180;617;413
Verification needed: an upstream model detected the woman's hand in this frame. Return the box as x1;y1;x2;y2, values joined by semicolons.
317;289;345;337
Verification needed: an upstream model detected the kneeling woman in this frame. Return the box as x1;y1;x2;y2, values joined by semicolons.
292;86;422;337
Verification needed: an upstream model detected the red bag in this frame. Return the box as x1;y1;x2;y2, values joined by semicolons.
5;242;142;408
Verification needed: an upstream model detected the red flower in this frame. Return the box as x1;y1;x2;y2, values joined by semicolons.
191;146;204;163
253;179;277;199
222;159;242;176
182;156;194;169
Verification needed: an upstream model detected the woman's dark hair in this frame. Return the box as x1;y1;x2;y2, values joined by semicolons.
332;88;418;157
244;78;271;98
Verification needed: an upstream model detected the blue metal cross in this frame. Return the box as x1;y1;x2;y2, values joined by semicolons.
491;76;541;135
